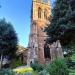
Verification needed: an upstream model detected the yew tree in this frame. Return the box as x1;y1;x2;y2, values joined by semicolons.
45;0;75;48
0;19;18;68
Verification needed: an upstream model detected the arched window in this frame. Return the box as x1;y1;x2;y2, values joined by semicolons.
38;7;42;18
44;9;47;19
44;44;51;59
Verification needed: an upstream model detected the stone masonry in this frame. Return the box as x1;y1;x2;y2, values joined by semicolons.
27;0;63;65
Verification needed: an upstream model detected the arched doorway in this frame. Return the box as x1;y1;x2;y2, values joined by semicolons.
44;44;51;59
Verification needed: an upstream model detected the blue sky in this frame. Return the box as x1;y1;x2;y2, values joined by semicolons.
0;0;55;47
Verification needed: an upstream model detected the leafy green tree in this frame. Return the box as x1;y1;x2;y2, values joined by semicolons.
0;19;18;68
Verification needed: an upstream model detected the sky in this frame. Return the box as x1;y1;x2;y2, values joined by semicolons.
0;0;55;47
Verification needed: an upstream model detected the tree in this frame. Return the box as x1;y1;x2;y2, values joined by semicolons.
0;19;18;68
45;0;75;52
45;0;75;68
69;0;75;22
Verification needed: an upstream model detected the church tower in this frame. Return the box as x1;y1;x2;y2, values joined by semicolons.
28;0;51;64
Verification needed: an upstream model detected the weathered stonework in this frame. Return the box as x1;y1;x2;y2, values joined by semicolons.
16;45;28;64
27;0;63;65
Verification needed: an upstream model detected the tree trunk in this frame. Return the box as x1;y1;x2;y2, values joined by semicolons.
0;54;3;69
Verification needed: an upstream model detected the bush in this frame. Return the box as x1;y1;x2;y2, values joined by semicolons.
0;69;15;75
31;63;44;72
13;66;33;74
46;59;69;75
39;70;49;75
10;59;22;68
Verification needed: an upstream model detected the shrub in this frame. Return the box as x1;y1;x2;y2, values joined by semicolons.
39;70;49;75
0;69;15;75
24;72;33;75
46;59;69;75
13;66;33;74
31;63;44;72
10;59;22;68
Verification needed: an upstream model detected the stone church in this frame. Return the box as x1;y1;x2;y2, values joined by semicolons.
27;0;63;64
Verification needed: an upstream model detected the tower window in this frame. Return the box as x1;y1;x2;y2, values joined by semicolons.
44;9;47;19
38;7;42;18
